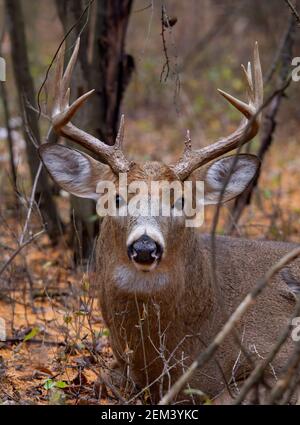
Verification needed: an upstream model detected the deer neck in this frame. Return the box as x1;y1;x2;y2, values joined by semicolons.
98;221;216;341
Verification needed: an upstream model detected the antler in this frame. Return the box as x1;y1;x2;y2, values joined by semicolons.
171;42;263;180
50;38;132;174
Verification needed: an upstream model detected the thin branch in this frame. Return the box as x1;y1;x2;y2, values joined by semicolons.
133;3;152;13
208;73;293;373
37;0;95;119
19;162;43;245
160;5;170;83
0;230;45;277
284;0;300;25
226;15;296;234
234;294;300;404
267;338;300;403
4;337;65;347
159;246;300;404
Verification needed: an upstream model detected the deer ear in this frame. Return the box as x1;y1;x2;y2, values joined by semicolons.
39;144;114;200
190;154;260;205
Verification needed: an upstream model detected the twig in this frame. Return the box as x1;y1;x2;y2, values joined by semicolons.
267;338;300;403
182;3;243;71
159;246;300;404
4;337;65;346
233;294;300;404
133;3;152;13
160;5;170;83
284;0;300;25
90;366;127;404
19;162;43;245
0;242;14;251
37;0;95;119
0;230;45;277
264;14;296;85
207;73;294;382
226;15;296;233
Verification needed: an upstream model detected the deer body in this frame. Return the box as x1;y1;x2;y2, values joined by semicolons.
39;39;300;403
96;166;299;402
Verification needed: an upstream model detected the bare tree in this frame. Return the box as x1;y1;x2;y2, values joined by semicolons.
89;0;134;145
5;0;62;242
54;0;133;262
0;28;17;195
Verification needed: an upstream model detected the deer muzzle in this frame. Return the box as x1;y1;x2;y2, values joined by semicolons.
127;234;163;270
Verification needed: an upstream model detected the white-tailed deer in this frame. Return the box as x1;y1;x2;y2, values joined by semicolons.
40;39;300;403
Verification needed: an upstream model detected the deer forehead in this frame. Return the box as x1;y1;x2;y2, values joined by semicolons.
125;161;179;185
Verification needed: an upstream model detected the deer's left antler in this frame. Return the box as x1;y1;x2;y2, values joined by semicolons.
171;42;263;180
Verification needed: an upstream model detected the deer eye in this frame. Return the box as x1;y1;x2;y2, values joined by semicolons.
173;197;185;211
115;194;125;208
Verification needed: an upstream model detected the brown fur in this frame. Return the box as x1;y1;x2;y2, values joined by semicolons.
95;161;300;404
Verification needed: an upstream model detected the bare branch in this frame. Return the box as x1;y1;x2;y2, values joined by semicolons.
0;230;45;277
159;246;300;404
284;0;300;25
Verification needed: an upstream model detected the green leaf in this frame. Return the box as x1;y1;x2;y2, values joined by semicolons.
263;189;272;199
184;388;212;404
63;315;72;324
55;381;68;389
88;214;99;223
101;328;110;337
44;379;55;390
24;327;40;342
42;261;53;270
75;310;88;316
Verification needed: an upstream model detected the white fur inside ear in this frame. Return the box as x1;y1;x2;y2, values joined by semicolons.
41;145;98;200
205;156;258;204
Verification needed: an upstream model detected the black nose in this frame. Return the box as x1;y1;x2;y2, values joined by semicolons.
128;235;163;265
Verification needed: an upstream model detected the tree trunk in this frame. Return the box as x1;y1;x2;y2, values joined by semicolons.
55;0;133;264
55;0;98;264
89;0;134;144
0;28;17;195
0;81;17;196
5;0;62;242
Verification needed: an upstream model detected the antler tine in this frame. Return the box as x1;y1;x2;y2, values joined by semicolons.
63;87;71;110
53;44;65;115
62;37;80;97
241;63;254;103
184;129;192;151
115;114;125;149
48;38;132;174
254;41;263;108
171;43;263;180
217;88;254;119
54;89;95;128
247;61;252;84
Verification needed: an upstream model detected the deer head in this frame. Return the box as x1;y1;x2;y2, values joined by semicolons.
39;38;263;277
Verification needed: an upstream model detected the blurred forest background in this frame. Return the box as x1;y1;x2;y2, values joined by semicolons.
0;0;299;404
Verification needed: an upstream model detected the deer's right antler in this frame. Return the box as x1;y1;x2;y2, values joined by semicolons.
50;38;132;174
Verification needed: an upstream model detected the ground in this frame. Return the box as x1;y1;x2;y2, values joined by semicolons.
0;126;299;405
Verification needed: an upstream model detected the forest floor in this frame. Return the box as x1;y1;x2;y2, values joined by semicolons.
0;129;299;405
